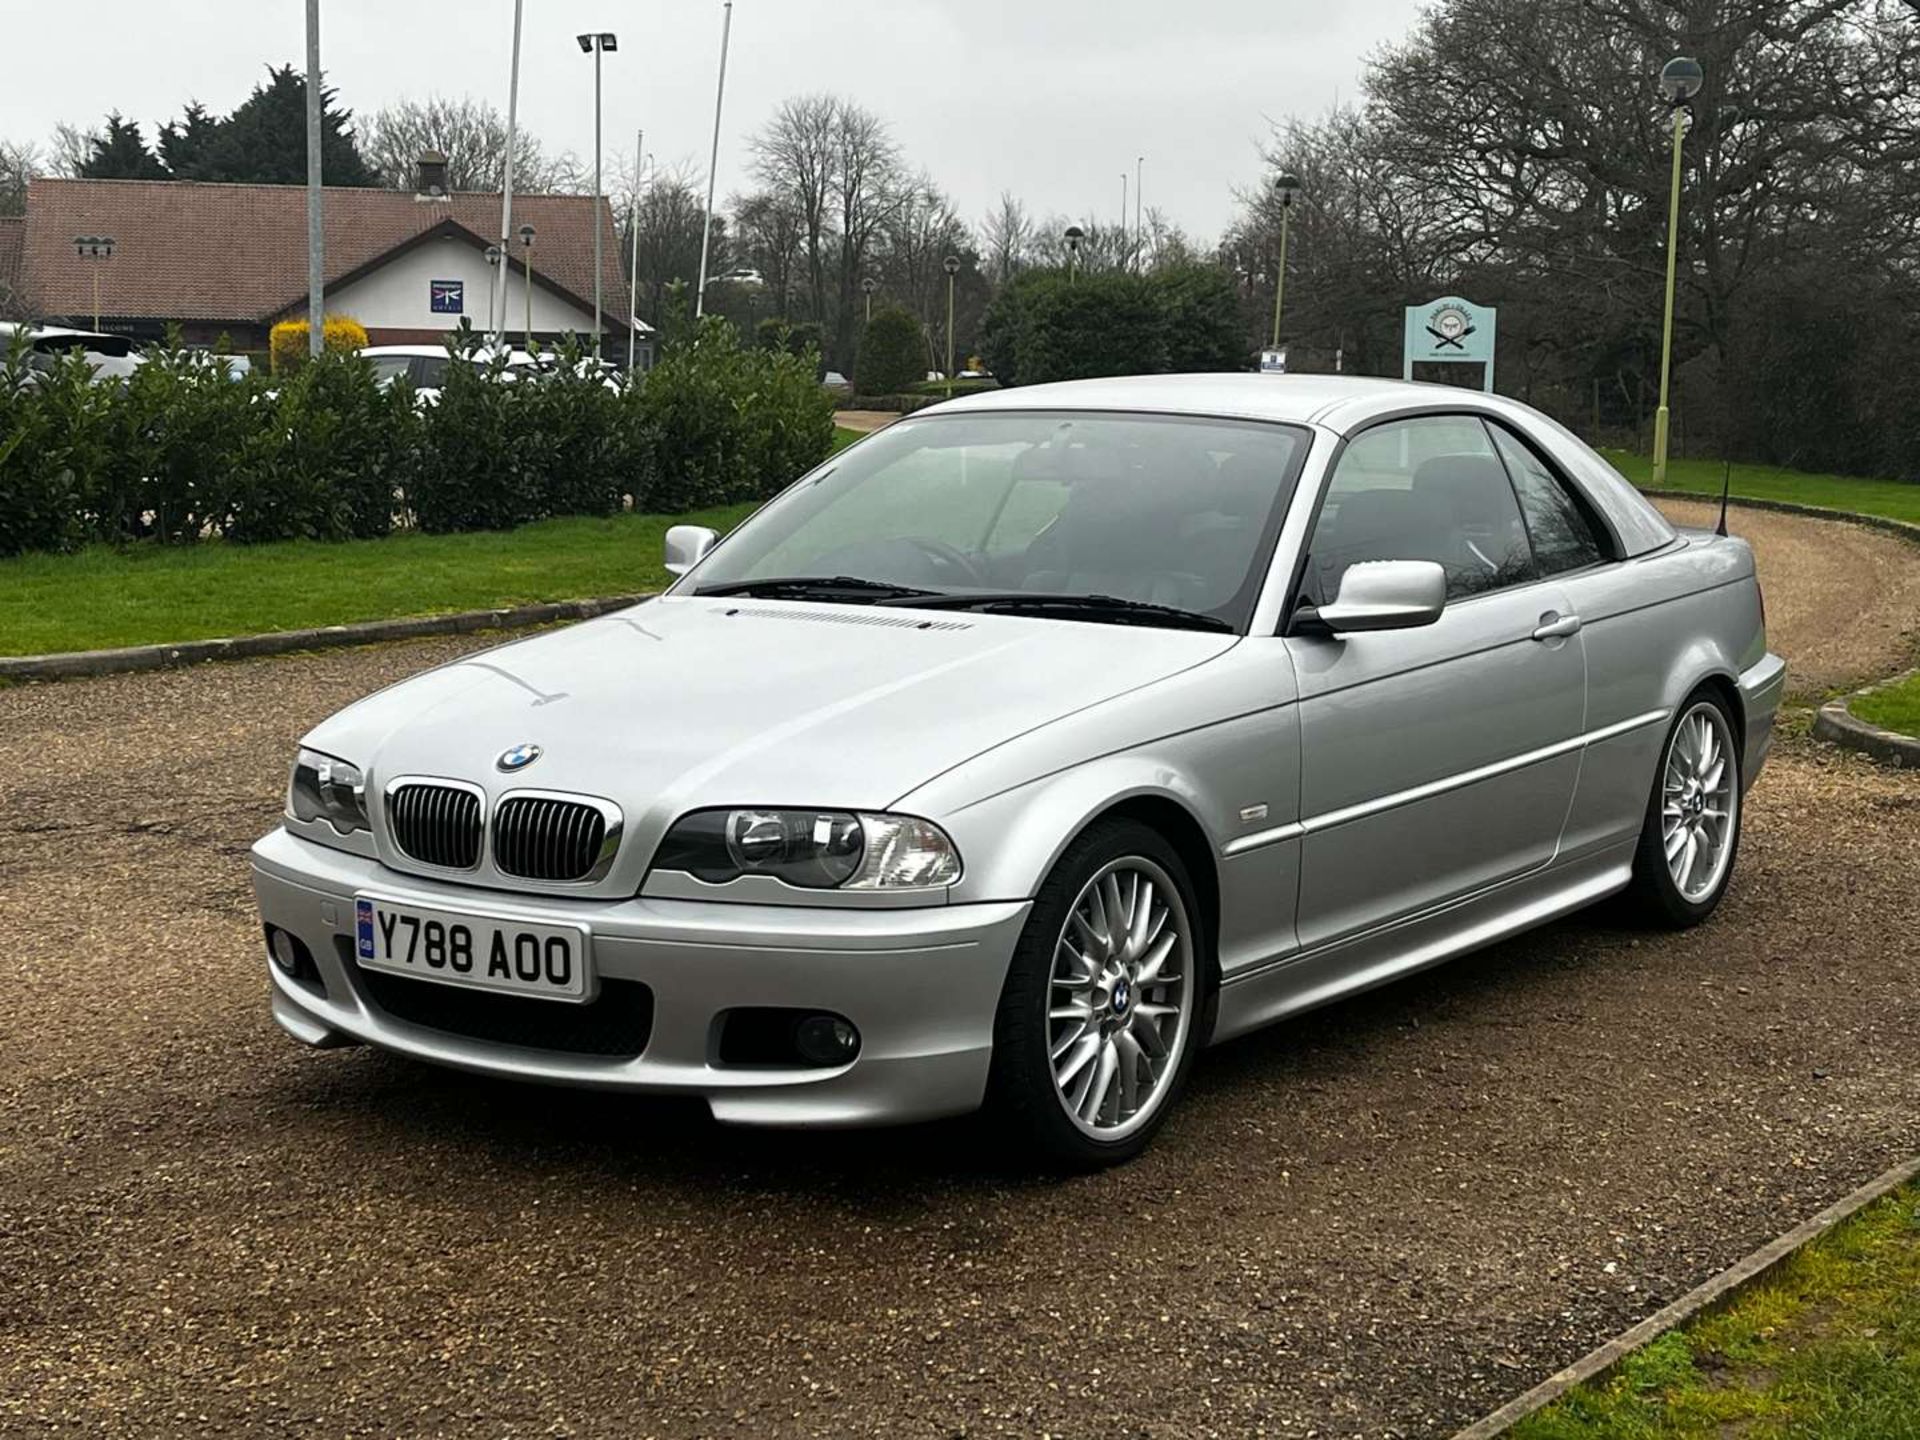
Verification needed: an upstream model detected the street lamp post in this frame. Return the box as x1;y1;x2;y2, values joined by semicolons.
862;276;878;326
577;31;618;361
1653;56;1703;485
943;256;961;398
73;236;115;332
1064;225;1085;283
1270;172;1301;350
1135;155;1144;270
518;223;536;352
485;244;505;352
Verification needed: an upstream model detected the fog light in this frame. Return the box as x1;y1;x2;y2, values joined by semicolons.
269;927;300;974
793;1013;860;1066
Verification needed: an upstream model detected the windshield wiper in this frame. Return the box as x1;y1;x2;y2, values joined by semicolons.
876;591;1233;633
694;575;944;601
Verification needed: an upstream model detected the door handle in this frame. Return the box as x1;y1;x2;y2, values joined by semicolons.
1531;612;1583;641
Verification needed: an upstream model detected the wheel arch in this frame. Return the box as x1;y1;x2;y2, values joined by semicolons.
940;764;1227;995
1090;795;1221;975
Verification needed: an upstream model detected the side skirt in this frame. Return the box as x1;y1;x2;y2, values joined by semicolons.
1208;842;1637;1044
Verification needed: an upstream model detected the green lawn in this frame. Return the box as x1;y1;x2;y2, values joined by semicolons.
1602;451;1920;528
1512;1183;1920;1440
1851;671;1920;737
0;427;865;658
0;503;757;657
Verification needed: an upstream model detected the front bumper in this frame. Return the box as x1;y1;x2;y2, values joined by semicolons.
250;827;1029;1127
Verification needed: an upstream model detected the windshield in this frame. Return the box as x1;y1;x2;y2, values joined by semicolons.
683;411;1310;631
366;355;416;385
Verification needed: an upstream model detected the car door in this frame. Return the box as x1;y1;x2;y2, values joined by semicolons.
1285;415;1587;951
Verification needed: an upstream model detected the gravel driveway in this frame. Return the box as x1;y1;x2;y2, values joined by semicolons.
2;505;1915;1439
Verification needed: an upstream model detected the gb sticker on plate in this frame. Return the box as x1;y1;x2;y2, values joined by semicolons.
356;898;376;959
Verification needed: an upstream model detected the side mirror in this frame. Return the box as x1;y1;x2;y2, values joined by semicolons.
1312;559;1446;634
663;524;718;577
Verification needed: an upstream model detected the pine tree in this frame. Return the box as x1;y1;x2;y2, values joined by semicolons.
157;102;223;180
76;114;167;180
195;65;377;186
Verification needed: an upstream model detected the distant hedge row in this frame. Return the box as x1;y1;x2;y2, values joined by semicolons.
0;321;837;558
979;264;1246;389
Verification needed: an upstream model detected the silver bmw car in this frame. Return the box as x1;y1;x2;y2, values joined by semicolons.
252;374;1785;1165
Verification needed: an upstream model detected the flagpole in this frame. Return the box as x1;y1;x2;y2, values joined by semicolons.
694;0;734;319
628;130;643;373
495;0;525;344
304;0;324;357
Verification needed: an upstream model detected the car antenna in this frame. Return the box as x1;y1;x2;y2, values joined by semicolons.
1714;459;1732;538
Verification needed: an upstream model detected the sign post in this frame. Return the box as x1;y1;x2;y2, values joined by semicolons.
1402;296;1497;392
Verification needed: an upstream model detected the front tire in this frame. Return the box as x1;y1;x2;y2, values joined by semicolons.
1621;688;1743;928
985;819;1207;1168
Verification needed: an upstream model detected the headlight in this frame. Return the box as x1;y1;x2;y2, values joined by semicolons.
653;809;962;889
287;747;369;835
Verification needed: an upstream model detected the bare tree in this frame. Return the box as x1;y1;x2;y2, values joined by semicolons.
750;95;838;329
614;159;721;329
0;138;39;216
362;95;580;192
829;99;903;363
46;122;97;178
876;175;970;341
749;94;904;365
731;188;804;316
981;192;1032;285
1028;216;1128;272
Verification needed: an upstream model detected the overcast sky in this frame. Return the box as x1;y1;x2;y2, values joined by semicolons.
0;0;1425;241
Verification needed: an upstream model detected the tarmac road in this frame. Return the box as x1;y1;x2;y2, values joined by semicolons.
1;503;1915;1439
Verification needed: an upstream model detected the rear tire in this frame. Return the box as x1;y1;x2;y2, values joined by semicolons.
985;818;1208;1169
1620;688;1742;928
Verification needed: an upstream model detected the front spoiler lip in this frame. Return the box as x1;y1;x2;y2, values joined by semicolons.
252;828;1030;1128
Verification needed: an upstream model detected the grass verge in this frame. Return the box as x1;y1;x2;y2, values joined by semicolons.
1603;452;1920;528
0;428;864;657
1511;1182;1920;1439
1850;672;1920;738
0;503;755;657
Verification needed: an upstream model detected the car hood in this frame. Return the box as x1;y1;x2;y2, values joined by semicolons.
304;595;1238;816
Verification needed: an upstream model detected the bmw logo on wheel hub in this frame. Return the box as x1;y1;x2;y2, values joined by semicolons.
496;742;543;773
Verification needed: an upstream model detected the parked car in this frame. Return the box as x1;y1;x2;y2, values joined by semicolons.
0;321;142;385
251;374;1784;1166
360;344;536;405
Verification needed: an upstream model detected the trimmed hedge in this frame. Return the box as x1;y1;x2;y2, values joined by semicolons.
855;305;926;396
833;393;938;414
0;323;836;558
980;264;1245;387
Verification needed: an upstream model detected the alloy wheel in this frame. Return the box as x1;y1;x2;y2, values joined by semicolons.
1662;701;1739;903
1047;857;1193;1141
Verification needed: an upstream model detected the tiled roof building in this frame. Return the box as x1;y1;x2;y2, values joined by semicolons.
12;172;634;351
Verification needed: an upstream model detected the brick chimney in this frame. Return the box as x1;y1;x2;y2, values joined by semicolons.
415;152;450;199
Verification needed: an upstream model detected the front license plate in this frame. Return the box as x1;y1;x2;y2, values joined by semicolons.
354;896;591;1003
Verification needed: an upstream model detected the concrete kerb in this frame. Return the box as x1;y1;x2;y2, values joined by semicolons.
0;594;655;683
1812;668;1920;768
1449;1154;1920;1439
